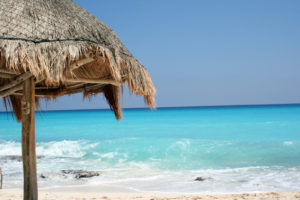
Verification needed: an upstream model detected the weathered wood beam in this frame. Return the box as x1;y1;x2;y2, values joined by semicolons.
0;83;23;98
0;72;32;92
65;83;86;90
21;84;105;97
22;77;38;200
34;86;58;90
84;84;105;91
65;78;122;86
0;72;15;79
14;83;87;97
70;57;95;71
34;83;85;90
14;82;106;97
0;68;18;75
13;92;45;97
65;84;105;95
0;167;3;189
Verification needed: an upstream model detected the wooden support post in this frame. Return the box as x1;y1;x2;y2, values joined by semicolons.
22;77;38;200
0;167;3;189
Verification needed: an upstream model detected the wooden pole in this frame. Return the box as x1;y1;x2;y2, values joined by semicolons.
22;77;38;200
0;167;3;189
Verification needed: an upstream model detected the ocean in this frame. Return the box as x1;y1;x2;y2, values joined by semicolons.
0;105;300;193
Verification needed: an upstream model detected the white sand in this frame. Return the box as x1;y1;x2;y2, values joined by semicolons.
1;189;300;200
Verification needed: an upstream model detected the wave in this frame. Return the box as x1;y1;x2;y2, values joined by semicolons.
0;140;98;158
1;138;300;193
0;140;21;156
1;138;300;169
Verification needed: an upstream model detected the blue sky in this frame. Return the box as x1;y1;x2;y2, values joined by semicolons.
2;0;300;110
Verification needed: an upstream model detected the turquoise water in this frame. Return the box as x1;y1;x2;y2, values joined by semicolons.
1;105;300;193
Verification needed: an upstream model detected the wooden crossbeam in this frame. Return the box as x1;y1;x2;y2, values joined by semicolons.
65;78;122;86
65;84;105;95
35;83;84;90
0;72;32;92
0;72;15;79
13;92;44;97
14;83;87;97
13;83;106;97
0;68;18;75
33;84;102;96
64;83;86;90
70;57;95;71
0;83;23;98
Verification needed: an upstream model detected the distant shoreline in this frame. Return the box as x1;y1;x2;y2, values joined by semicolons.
1;102;300;113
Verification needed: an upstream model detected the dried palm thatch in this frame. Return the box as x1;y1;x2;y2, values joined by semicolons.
0;0;156;121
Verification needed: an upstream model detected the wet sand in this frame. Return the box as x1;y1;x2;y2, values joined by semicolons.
1;189;300;200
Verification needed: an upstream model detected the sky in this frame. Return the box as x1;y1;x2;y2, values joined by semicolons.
2;0;300;111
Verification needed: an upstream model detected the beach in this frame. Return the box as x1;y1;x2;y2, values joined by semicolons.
1;0;299;198
1;106;300;196
1;189;300;200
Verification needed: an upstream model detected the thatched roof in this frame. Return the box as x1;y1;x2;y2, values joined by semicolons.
0;0;156;121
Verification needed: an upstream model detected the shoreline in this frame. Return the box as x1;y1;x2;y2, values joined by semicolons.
1;189;300;200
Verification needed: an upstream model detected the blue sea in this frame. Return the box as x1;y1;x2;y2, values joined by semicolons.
1;105;300;193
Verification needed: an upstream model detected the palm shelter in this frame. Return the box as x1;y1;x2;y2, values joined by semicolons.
0;0;156;199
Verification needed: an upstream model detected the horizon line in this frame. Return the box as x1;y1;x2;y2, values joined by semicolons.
1;102;300;113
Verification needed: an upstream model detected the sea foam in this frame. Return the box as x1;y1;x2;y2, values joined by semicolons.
1;105;300;192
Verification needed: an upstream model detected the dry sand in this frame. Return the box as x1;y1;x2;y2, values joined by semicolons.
1;189;300;200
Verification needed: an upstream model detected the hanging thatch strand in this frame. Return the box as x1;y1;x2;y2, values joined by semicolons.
0;0;156;120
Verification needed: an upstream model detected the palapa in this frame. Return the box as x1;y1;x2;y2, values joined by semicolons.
0;0;156;200
0;0;156;120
